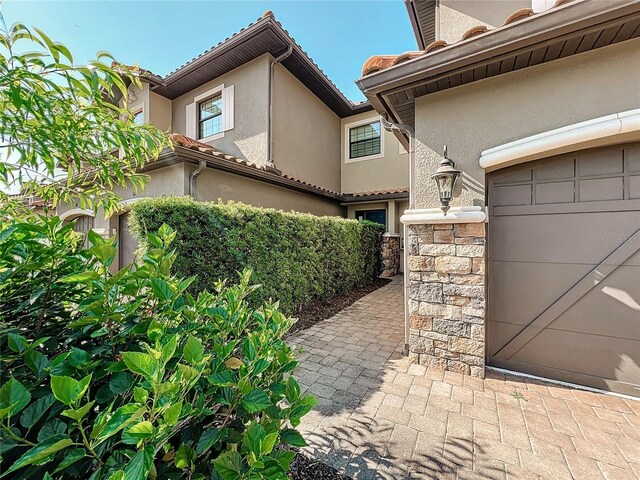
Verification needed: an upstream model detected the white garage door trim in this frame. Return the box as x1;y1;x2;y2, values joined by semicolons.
479;109;640;172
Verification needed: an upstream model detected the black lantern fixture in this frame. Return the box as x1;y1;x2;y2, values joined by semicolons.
431;145;461;215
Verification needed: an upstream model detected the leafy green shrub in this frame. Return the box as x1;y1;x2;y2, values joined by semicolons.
130;197;384;314
0;217;315;479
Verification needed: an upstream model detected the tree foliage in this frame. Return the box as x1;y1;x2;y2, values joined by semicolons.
0;220;315;479
0;19;170;214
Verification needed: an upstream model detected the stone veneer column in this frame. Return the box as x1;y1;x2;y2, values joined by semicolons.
380;233;401;277
404;210;486;377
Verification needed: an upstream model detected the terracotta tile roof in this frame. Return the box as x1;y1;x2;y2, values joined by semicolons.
346;187;409;197
169;134;340;196
362;0;570;77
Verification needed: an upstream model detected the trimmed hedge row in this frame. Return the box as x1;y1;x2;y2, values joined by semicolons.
130;197;384;314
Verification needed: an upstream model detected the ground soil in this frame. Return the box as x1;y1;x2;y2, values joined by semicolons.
288;278;391;336
289;451;351;480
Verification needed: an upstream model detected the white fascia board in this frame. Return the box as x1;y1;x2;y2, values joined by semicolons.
479;109;640;171
401;206;486;225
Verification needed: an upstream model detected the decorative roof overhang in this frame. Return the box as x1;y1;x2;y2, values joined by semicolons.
405;0;437;49
147;13;371;118
357;0;640;133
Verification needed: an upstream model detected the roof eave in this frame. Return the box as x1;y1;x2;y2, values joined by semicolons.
357;0;640;97
405;0;427;50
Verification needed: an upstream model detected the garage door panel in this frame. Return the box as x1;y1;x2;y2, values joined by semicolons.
488;262;592;327
488;142;640;396
487;321;523;357
511;330;640;387
489;211;640;264
551;265;640;340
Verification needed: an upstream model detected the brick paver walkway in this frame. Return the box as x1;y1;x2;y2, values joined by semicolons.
289;276;640;480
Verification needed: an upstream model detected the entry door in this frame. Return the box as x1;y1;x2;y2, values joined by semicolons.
487;143;640;396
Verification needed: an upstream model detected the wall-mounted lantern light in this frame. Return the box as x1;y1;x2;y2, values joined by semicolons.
431;145;461;215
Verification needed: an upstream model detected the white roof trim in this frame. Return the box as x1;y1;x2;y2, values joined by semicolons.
479;109;640;171
401;206;486;225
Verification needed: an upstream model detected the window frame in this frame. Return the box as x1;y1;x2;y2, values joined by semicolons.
355;208;388;229
344;116;385;164
193;84;225;142
132;107;144;126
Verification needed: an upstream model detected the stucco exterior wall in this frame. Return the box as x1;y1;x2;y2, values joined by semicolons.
192;166;344;217
413;38;640;209
438;1;529;43
341;111;409;194
172;55;270;166
149;91;172;133
57;164;188;234
272;63;341;193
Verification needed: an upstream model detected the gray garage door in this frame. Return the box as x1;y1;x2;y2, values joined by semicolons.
487;143;640;396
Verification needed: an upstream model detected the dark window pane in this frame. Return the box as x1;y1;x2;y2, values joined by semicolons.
349;121;381;159
355;209;386;227
198;93;223;139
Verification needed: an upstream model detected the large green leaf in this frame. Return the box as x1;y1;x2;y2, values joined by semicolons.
110;372;135;395
162;401;182;427
213;450;243;480
151;278;172;301
20;394;55;428
281;428;307;447
183;335;204;365
126;421;154;440
60;271;100;283
174;444;195;469
242;421;265;457
2;434;73;476
122;352;158;381
53;448;86;473
92;404;145;445
196;428;222;455
0;377;31;418
123;445;154;480
50;374;92;406
242;389;271;413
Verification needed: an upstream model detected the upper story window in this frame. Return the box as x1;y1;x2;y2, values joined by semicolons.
186;84;234;142
198;93;223;139
133;109;144;125
345;117;384;163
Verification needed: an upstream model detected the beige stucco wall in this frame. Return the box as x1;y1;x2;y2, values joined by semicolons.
192;166;344;217
172;55;270;166
438;1;529;43
57;164;188;237
341;111;409;194
149;91;172;133
272;63;341;193
413;38;640;209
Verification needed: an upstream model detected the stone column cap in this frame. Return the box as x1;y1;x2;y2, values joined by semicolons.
401;206;486;225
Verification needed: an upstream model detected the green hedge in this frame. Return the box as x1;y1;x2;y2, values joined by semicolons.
130;197;384;313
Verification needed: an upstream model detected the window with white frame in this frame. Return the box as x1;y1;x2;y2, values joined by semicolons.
198;93;222;138
345;117;384;162
133;108;144;125
186;84;234;141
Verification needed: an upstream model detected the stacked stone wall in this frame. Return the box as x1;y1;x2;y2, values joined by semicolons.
407;222;486;377
381;234;401;277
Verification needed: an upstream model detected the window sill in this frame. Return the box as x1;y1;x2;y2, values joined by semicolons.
345;152;384;164
199;132;225;143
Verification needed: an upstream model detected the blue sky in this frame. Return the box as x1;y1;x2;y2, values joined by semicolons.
2;1;417;102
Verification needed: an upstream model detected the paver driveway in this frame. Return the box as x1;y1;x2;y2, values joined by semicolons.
288;276;640;480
